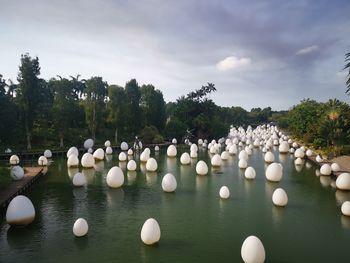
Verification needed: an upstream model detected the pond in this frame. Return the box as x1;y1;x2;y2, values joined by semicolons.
1;146;350;262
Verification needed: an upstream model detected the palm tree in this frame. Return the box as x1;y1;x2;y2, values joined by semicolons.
345;52;350;95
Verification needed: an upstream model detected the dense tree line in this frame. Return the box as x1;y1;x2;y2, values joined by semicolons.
277;99;350;155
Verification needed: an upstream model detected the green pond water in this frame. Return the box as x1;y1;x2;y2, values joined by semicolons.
1;146;350;262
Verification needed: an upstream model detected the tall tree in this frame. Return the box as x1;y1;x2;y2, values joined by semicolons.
84;76;107;139
51;77;76;147
107;84;128;141
125;79;141;136
16;54;41;149
140;84;166;131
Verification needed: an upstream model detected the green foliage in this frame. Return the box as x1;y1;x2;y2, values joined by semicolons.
84;76;107;139
164;118;187;141
125;79;141;136
140;125;161;144
153;134;164;144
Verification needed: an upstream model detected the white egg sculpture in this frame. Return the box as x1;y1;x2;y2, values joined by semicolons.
331;163;341;172
140;151;150;162
121;142;128;151
245;167;256;179
10;166;25;180
6;195;35;225
272;188;288;206
167;145;177;157
278;141;289;153
196;160;208;175
127;149;133;155
106;166;124;188
84;138;94;149
180;152;191;165
221;151;229;160
72;172;87;187
67;154;79;167
73;218;88;237
104;140;111;147
341;201;350;216
336;173;350;190
106;146;113;155
127;160;137;171
239;150;248;160
294;157;303;166
190;144;198;153
294;148;305;159
67;147;79;158
198;139;203;145
162;173;177;192
229;144;238;155
119;152;127;162
306;149;313;157
9;154;20;165
289;148;295;154
93;148;104;160
219;186;230;199
81;153;95;168
211;154;222;167
238;159;248;169
141;218;161;245
241;235;266;263
44;149;52;158
172;138;177;144
264;152;275;163
316;155;323;163
265;162;283;182
146;158;158;172
320;164;332;176
38;156;48;166
155;146;160;151
190;150;198;158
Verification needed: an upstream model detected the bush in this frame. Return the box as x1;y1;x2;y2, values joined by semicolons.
140;126;160;144
152;134;164;144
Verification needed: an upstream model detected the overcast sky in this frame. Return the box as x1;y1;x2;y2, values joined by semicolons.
1;0;349;110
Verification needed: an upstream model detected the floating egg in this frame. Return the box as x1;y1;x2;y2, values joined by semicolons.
106;146;113;155
289;148;295;154
6;195;35;225
190;144;198;153
320;164;332;176
278;141;289;153
161;173;177;192
44;149;52;158
172;138;177;144
306;149;313;157
10;166;24;181
67;154;79;167
38;156;48;166
106;166;124;188
120;142;128;151
146;158;158;172
229;144;238;155
81;153;95;168
73;218;88;237
93;148;104;160
127;160;137;171
198;139;203;145
245;167;256;179
72;172;86;187
104;140;111;147
221;151;229;160
211;154;222;167
241;235;266;263
294;148;305;159
239;150;248;160
119;152;127;162
9;154;20;165
316;155;323;163
140;151;150;162
127;149;133;156
167;145;177;157
155;146;160;151
180;152;191;165
67;147;79;158
141;218;161;245
219;186;230;199
84;138;94;149
336;173;350;190
265;162;283;182
264;152;275;163
196;160;208;175
272;188;288;206
341;201;350;216
238;159;248;169
331;163;341;172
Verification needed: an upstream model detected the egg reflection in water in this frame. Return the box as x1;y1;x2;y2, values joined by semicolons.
127;171;137;185
146;172;157;186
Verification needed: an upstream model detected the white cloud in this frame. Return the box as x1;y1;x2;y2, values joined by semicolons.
216;56;251;71
295;45;319;55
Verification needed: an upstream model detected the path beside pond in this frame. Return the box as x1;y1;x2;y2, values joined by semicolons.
0;167;43;209
331;155;350;174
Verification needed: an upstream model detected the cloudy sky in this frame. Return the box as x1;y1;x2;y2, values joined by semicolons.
1;0;349;110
